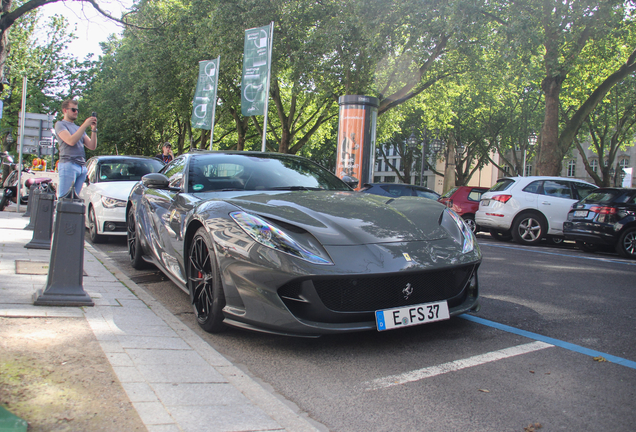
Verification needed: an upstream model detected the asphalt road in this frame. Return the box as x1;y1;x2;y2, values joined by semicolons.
91;233;636;432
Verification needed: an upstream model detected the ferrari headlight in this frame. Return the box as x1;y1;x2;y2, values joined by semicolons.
445;208;474;253
230;211;333;265
101;196;127;208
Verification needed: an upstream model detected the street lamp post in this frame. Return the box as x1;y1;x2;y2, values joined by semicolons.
420;129;428;186
523;132;537;177
406;131;418;184
406;129;444;187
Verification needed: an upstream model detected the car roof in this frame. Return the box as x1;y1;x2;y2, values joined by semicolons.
364;183;435;191
90;155;163;162
497;176;597;186
589;187;636;193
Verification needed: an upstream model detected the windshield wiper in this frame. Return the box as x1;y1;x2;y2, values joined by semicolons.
271;186;314;191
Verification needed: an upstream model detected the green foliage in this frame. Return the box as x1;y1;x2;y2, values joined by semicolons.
2;0;634;180
2;8;96;155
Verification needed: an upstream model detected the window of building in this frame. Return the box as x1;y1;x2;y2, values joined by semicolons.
525;165;532;177
619;157;630;170
567;159;576;177
590;158;598;174
384;176;396;183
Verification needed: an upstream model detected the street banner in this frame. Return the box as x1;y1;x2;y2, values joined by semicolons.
335;96;379;190
241;23;273;118
191;57;220;134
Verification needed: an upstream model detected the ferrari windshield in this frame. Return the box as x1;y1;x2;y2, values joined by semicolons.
187;152;352;193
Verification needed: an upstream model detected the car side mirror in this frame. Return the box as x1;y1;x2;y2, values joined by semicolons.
341;175;359;189
142;173;171;189
141;173;181;192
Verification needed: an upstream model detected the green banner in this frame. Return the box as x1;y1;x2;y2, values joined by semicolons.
191;58;220;130
241;24;272;116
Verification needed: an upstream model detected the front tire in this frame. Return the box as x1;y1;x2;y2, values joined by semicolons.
187;227;226;333
88;207;107;243
615;228;636;259
127;206;150;269
511;212;546;245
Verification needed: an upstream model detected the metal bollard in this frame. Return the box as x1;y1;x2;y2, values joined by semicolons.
23;184;36;217
33;187;94;307
23;187;42;230
25;185;55;250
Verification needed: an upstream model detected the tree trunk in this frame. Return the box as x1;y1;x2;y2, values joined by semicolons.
537;75;563;176
443;136;456;194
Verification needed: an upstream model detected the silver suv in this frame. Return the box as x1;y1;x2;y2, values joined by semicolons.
475;176;597;245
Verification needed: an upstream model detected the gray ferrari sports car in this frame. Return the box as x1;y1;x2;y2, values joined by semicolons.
126;151;481;337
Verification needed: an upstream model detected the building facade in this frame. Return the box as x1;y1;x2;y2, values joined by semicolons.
372;144;500;195
373;142;635;193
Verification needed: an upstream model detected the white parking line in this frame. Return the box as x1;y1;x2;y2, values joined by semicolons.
365;341;553;390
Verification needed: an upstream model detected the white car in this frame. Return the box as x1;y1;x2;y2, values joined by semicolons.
475;176;597;245
80;156;165;243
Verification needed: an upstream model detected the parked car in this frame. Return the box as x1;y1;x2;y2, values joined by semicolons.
80;155;165;243
360;183;440;200
475;176;597;245
126;151;481;336
438;186;489;233
563;188;636;259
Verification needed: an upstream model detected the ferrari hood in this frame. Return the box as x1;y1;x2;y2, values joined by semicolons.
222;191;449;246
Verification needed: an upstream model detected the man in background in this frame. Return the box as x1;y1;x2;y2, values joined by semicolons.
55;100;97;198
156;142;174;163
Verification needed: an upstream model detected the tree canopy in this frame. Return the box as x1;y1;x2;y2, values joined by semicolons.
2;0;635;187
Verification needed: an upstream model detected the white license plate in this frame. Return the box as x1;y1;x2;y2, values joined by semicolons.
376;301;450;331
481;199;490;206
574;210;588;218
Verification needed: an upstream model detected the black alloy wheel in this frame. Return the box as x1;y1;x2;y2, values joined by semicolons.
616;228;636;259
187;227;226;333
511;212;546;245
127;207;149;269
88;207;107;243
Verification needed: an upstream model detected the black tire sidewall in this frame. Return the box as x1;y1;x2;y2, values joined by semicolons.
188;227;226;332
89;207;106;243
127;207;147;269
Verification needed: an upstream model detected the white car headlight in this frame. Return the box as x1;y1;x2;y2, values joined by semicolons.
101;196;127;208
444;208;475;253
230;211;333;265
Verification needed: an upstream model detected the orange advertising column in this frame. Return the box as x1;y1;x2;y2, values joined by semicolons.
335;96;379;190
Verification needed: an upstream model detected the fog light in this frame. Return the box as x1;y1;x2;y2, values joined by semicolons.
106;222;116;231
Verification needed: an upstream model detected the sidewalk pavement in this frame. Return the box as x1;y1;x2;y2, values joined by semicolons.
0;208;323;432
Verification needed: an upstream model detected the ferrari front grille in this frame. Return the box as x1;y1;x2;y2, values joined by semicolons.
279;264;477;313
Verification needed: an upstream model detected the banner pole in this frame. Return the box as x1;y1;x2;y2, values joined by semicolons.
210;55;220;151
17;76;27;213
260;21;274;152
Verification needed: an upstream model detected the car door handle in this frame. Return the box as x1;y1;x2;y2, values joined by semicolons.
541;201;551;205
